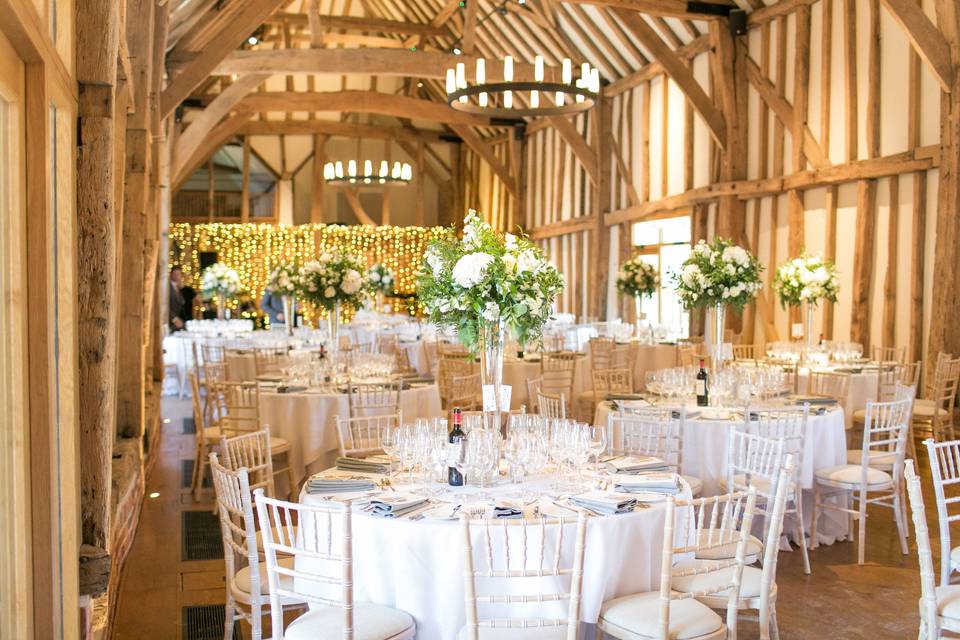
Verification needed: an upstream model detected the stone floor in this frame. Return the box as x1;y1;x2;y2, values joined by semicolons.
112;393;939;639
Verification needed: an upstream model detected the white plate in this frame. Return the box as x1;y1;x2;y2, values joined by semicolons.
421;505;462;520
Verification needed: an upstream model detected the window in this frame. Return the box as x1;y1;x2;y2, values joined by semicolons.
631;216;691;338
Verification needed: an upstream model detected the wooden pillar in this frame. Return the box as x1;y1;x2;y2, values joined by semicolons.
415;141;425;226
77;0;121;553
590;95;612;320
116;0;156;442
240;136;250;222
709;19;748;334
310;134;327;223
929;0;960;361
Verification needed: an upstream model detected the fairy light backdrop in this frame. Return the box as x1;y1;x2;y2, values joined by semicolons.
168;223;451;323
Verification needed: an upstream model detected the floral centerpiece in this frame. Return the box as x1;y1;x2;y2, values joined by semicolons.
617;257;659;340
366;264;395;313
265;262;300;334
773;253;839;353
201;263;242;320
671;238;763;364
297;252;366;352
418;211;564;413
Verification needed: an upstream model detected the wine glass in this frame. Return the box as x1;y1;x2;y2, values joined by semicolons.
586;425;608;474
380;424;399;476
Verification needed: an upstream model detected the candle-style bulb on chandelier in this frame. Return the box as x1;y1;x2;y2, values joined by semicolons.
445;55;600;118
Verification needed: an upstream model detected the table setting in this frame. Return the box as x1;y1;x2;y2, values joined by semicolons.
297;414;693;639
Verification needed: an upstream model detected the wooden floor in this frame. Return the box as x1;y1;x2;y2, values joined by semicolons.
112;393;938;639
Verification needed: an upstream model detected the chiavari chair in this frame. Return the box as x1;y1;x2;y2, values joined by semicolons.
347;380;401;418
335;413;402;459
924;438;960;586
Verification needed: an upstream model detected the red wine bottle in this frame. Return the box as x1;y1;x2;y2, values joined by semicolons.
448;408;465;486
696;359;709;407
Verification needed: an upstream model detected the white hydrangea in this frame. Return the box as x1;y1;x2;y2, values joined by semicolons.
452;252;495;288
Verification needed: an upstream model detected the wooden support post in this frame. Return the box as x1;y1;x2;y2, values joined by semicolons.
311;134;327;223
928;0;960;361
77;0;121;554
590;95;612;319
415;141;425;226
241;136;250;222
882;176;899;349
709;19;748;334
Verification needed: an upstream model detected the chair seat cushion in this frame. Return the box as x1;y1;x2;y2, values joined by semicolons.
284;603;415;640
457;625;571;639
269;435;291;453
914;400;950;420
730;473;796;495
682;475;703;497
846;449;897;468
230;557;303;605
694;530;763;562
851;408;867;424
935;586;960;621
815;464;893;487
671;559;763;599
599;590;723;639
255;526;298;554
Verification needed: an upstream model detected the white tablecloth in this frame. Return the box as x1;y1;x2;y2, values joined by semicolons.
261;384;443;485
300;474;691;639
595;401;849;542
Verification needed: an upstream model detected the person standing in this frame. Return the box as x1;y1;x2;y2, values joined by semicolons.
259;288;287;327
168;265;186;331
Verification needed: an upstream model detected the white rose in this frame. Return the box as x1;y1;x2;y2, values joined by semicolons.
370;272;381;282
482;301;500;322
452;252;495;288
323;286;335;297
503;253;518;273
516;250;539;274
505;233;518;250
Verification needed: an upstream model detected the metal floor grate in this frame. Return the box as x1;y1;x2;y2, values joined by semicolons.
181;510;223;561
181;459;212;489
182;417;196;434
182;604;242;640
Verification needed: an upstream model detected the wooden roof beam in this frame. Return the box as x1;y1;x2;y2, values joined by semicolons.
559;0;734;19
160;0;286;119
173;111;254;189
265;12;448;37
237;118;451;143
879;0;953;92
449;123;518;196
237;90;496;127
613;10;727;148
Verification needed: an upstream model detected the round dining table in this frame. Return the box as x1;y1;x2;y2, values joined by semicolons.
259;383;443;489
298;472;693;640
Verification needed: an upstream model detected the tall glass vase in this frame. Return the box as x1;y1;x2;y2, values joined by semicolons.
326;300;341;358
282;296;296;337
634;297;645;341
216;293;226;320
711;303;726;370
479;319;506;427
803;301;815;361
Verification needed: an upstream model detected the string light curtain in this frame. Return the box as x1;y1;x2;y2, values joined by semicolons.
169;223;452;322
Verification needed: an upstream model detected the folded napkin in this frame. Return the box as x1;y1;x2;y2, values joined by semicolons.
336;456;390;474
277;385;308;394
790;394;838;405
368;494;429;518
615;472;681;495
492;500;524;519
570;491;637;515
605;455;670;474
306;473;378;495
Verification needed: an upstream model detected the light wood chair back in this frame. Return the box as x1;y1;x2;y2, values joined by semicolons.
335;413;402;458
873;345;907;365
925;351;954;399
459;512;588;640
220;428;276;498
347;381;401;418
924;438;960;587
678;344;697;367
732;344;757;361
377;334;398;355
201;340;226;364
450;373;482;411
589;337;615;372
254;345;288;378
808;370;849;403
541;353;578;410
610;344;635;370
213;380;263;437
537;392;566;419
591;368;633;398
394;347;415;375
439;354;476;408
608;407;685;473
255;491;357;640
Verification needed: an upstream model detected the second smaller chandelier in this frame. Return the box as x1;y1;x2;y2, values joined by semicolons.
322;160;413;186
446;55;600;118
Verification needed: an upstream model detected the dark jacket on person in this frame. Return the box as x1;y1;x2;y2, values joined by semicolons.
168;282;185;330
260;290;287;325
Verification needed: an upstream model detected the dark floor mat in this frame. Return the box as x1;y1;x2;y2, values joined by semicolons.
182;604;242;640
181;510;223;561
181;459;212;489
